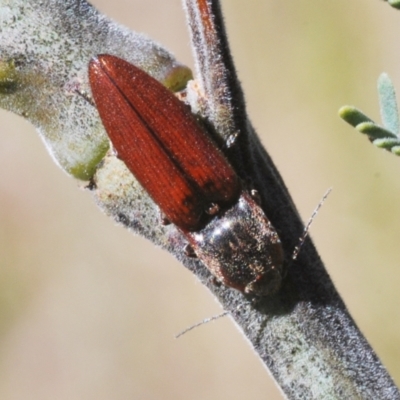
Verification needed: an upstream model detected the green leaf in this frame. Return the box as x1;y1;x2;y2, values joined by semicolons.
378;73;399;134
372;137;400;150
388;0;400;10
338;106;373;127
356;122;397;140
391;146;400;155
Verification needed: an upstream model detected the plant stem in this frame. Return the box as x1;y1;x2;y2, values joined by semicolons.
181;0;399;398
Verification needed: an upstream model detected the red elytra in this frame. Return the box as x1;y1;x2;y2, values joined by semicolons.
89;55;284;296
89;55;240;232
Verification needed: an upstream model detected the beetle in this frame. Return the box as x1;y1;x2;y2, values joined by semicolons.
88;54;284;296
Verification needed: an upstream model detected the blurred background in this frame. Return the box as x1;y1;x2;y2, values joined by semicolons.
0;0;399;399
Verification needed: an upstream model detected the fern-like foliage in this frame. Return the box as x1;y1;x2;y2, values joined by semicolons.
339;73;400;155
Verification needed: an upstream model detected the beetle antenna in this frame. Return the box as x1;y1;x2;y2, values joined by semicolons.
175;311;228;338
292;188;332;261
74;87;96;107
